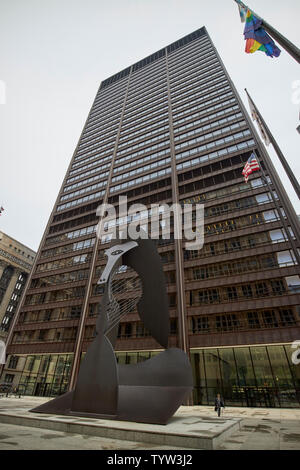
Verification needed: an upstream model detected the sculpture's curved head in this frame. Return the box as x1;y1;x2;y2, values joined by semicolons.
97;233;170;349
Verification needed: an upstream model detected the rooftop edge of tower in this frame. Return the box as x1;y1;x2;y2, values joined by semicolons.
99;26;207;90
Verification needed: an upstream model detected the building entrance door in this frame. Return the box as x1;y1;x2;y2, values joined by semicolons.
244;387;257;407
34;382;43;396
34;381;50;397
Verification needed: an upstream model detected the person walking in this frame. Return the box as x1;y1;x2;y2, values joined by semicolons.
215;393;225;417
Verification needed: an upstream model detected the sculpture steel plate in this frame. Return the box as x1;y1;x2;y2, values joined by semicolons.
30;235;193;424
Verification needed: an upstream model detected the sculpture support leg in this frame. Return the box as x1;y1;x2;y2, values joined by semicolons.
71;333;118;417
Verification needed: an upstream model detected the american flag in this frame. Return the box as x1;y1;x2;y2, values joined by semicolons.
242;153;260;183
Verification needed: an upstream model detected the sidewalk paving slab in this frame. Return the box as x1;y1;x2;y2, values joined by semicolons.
0;397;241;450
0;397;299;450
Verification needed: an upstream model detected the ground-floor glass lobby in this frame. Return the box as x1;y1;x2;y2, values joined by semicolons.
1;343;299;408
190;344;300;408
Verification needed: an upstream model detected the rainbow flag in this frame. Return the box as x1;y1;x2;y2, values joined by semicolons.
238;3;247;22
244;10;281;58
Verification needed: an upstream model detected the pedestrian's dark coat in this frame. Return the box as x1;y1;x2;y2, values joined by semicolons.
214;397;225;411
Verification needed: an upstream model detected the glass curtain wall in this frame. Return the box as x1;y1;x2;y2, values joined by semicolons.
191;344;300;408
18;354;73;396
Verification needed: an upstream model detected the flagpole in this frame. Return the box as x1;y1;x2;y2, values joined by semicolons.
252;150;300;267
245;89;300;201
234;0;300;63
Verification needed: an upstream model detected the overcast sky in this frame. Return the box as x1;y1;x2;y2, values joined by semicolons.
0;0;299;252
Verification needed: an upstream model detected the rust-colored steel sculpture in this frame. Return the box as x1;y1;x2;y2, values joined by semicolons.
30;236;193;424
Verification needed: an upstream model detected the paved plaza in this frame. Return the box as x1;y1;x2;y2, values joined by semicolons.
0;396;299;450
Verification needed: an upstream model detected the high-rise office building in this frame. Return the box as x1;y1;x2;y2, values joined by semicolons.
2;27;300;407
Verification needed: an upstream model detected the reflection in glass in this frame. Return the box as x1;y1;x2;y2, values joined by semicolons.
284;344;300;403
203;349;222;403
190;350;207;404
249;346;278;407
18;354;73;397
116;352;127;365
137;352;151;362
250;347;273;387
218;348;239;404
234;348;255;386
268;345;297;406
115;350;160;366
267;346;293;388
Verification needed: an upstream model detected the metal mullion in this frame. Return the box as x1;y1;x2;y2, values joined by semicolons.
283;345;299;406
165;48;189;362
248;346;260;406
265;345;281;407
68;67;133;390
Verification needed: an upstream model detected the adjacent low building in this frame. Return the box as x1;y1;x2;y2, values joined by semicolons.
0;231;35;387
